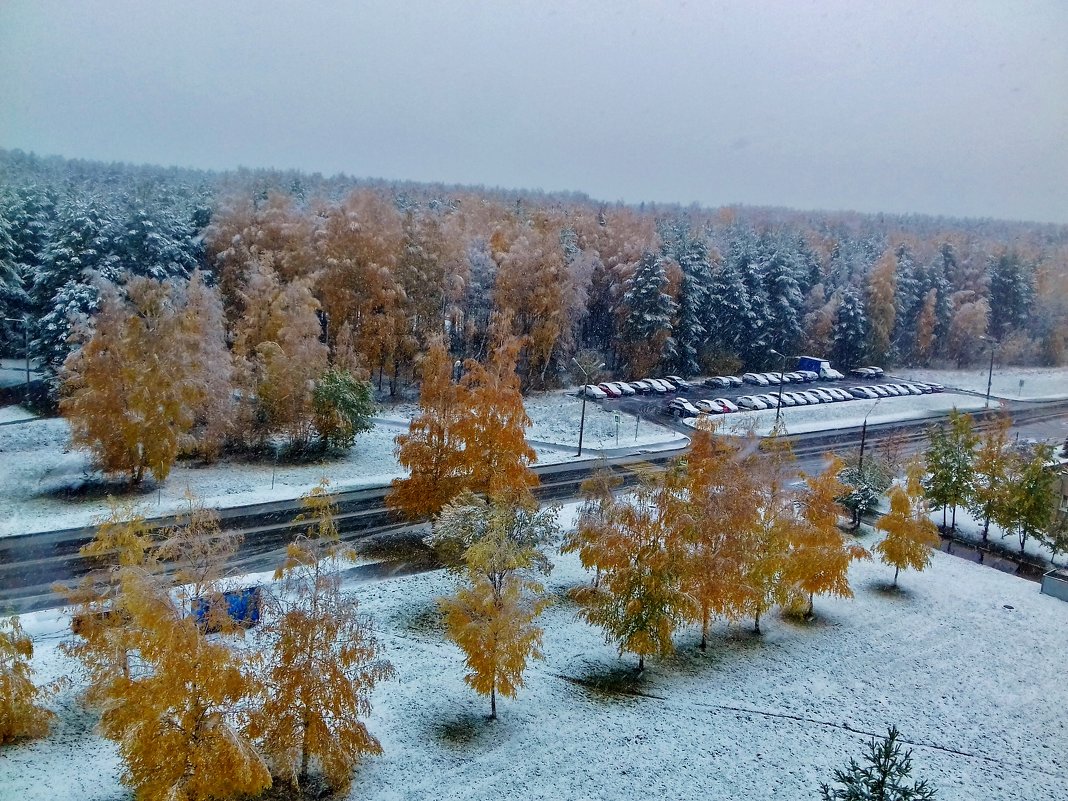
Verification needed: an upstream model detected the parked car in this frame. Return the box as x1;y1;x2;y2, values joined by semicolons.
824;368;846;380
597;382;621;398
669;398;700;416
703;376;730;388
762;372;782;385
851;367;877;378
645;379;669;393
629;380;652;394
904;383;929;394
925;382;946;392
848;386;878;399
724;375;744;387
736;395;768;410
666;375;695;389
614;381;637;395
810;388;836;402
799;390;824;404
864;366;885;377
868;385;891;397
756;393;780;407
742;372;770;386
775;392;797;407
581;384;607;399
713;397;739;412
829;387;853;401
695;399;725;414
795;370;818;382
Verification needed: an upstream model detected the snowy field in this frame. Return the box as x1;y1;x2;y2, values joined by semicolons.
684;392;988;436
895;366;1068;402
0;394;685;537
2;503;1066;801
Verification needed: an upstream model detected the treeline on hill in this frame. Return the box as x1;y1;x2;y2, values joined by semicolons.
2;147;1067;409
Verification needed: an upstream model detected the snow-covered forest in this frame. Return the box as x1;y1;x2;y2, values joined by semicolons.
2;146;1067;403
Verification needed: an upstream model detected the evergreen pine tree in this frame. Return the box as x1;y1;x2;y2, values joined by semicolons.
620;252;677;377
821;726;937;800
832;286;869;369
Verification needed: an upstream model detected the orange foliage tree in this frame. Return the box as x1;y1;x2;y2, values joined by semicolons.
388;339;471;520
455;331;539;502
570;472;693;672
99;569;270;801
433;493;557;718
677;423;758;649
61;278;198;484
0;616;55;745
250;481;394;794
784;455;870;617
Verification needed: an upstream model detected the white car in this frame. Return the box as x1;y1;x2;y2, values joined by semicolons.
742;372;770;386
799;391;824;404
830;387;853;401
581;384;607;399
695;399;726;414
610;381;636;396
724;375;744;387
811;388;836;403
737;395;769;410
784;391;807;405
774;392;797;406
668;398;700;416
645;379;670;393
667;375;695;389
713;397;739;413
849;386;878;399
762;373;782;385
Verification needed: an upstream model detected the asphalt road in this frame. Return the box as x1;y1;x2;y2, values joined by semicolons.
2;397;1066;615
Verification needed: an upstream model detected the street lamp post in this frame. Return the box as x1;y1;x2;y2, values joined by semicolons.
852;398;882;532
769;348;790;429
979;336;999;409
572;358;604;457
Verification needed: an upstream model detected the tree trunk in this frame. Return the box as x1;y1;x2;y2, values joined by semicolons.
807;593;814;619
753;607;762;635
893;565;900;587
700;608;709;651
951;503;957;532
942;505;947;530
490;683;496;720
982;512;991;541
637;654;644;673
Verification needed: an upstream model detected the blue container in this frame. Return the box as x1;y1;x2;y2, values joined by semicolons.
192;586;262;632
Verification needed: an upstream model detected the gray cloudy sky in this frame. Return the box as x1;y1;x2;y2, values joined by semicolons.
1;1;1066;222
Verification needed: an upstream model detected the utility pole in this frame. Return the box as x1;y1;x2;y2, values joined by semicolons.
572;357;603;457
979;335;999;409
769;348;790;429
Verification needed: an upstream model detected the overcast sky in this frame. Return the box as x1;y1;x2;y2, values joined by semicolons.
1;1;1065;223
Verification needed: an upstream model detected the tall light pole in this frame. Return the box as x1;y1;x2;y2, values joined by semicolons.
979;335;999;409
572;357;604;457
769;348;790;429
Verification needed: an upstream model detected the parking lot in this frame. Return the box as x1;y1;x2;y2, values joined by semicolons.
581;370;948;425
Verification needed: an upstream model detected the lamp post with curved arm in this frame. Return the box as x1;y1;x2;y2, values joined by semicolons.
572;358;604;457
979;335;999;409
769;348;791;429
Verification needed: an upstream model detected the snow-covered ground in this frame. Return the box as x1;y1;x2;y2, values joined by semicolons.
3;503;1066;801
0;394;685;537
0;404;36;424
684;392;988;436
895;366;1068;402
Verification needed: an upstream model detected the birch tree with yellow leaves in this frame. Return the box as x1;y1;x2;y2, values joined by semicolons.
432;493;557;719
0;616;55;745
875;462;942;587
784;456;870;618
249;481;394;794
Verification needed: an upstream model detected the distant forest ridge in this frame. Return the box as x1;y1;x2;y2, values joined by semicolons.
1;146;1066;395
